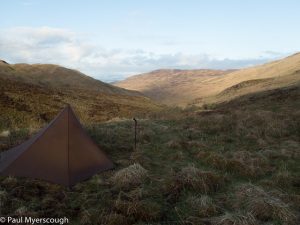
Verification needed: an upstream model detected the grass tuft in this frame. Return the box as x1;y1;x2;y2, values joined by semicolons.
234;184;297;224
111;163;148;189
174;165;224;193
213;212;257;225
186;195;219;217
101;213;131;225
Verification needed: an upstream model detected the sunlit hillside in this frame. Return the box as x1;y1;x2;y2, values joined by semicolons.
0;61;161;129
115;53;300;106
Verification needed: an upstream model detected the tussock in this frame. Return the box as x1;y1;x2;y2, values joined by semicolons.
80;210;91;225
0;130;10;137
166;139;182;149
15;206;28;216
2;176;18;188
200;150;269;178
175;165;224;193
213;212;257;225
101;213;130;225
115;198;161;221
234;184;296;224
205;152;228;170
130;149;148;162
171;150;184;160
272;166;295;188
225;151;268;177
41;196;57;209
111;163;148;189
196;150;211;159
186;195;218;217
0;190;8;214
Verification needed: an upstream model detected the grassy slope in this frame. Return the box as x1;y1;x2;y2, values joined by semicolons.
0;63;161;129
115;53;300;106
0;82;299;225
195;71;300;107
114;69;232;105
0;61;142;96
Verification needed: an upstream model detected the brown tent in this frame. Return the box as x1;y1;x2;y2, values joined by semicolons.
0;105;114;186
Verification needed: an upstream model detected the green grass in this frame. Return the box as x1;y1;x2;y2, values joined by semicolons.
0;86;299;225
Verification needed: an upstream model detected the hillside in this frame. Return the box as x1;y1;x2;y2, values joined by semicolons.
194;70;300;107
114;69;233;105
0;61;142;96
1;77;299;225
0;61;161;129
115;53;300;106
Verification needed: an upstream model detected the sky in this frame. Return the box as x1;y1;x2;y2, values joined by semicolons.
1;0;300;82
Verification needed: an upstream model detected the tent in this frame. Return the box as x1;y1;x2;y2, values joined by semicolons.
0;105;114;186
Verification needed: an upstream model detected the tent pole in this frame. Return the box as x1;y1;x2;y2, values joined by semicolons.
133;118;137;150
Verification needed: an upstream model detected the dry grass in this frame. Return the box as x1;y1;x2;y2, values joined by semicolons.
225;151;269;177
101;213;131;225
213;212;257;225
0;67;299;225
196;150;211;159
235;110;293;140
186;195;219;218
80;210;92;225
14;206;29;216
201;150;269;178
174;165;224;193
115;53;300;106
111;163;148;189
115;69;229;105
2;176;18;188
0;69;161;130
234;184;297;224
205;152;228;170
13;206;38;217
166;139;182;149
272;166;296;188
0;190;8;214
114;198;161;221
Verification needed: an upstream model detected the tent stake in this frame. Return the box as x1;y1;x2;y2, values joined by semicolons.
133;118;137;150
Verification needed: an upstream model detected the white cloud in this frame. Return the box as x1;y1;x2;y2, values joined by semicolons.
0;26;288;82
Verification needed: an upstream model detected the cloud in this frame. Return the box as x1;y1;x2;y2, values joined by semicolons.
0;26;287;82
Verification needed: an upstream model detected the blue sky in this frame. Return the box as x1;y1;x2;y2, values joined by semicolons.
1;0;300;81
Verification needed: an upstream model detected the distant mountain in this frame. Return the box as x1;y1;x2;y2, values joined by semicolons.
115;53;300;106
0;61;160;129
114;69;233;105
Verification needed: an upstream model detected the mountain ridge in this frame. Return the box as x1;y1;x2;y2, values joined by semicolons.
115;53;300;106
0;61;161;129
0;61;143;97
